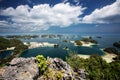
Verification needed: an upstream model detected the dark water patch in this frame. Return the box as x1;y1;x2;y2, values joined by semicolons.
0;50;12;59
20;47;68;61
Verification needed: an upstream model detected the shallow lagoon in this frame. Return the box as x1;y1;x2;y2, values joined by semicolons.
20;34;120;60
1;34;119;60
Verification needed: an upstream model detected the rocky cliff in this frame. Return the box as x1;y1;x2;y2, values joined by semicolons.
1;57;87;80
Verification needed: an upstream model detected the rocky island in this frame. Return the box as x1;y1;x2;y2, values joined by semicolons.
73;37;98;47
113;41;120;48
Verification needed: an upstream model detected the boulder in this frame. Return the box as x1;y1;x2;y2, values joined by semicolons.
2;57;39;80
2;57;87;80
38;57;87;80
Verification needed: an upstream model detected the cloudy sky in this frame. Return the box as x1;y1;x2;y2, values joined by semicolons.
0;0;120;33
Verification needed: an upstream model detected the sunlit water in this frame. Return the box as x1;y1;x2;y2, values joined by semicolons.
0;33;120;60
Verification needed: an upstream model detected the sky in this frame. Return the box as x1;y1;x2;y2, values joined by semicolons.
0;0;120;34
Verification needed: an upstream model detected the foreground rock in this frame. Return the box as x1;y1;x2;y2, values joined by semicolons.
2;57;39;80
2;57;87;80
39;57;87;80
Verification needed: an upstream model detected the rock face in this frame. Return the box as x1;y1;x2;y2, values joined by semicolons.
38;57;87;80
2;57;39;80
2;57;87;80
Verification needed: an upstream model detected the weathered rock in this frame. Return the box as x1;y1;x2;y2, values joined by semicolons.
38;57;87;80
2;57;39;80
2;57;87;80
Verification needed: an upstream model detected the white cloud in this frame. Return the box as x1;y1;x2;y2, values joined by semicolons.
0;20;9;26
82;0;120;23
0;3;85;32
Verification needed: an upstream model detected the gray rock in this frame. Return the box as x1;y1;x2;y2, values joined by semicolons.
38;57;87;80
2;57;87;80
2;57;39;80
48;57;74;79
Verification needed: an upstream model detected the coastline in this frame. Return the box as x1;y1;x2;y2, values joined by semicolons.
24;42;57;49
24;41;117;63
101;52;117;63
78;51;117;63
70;41;96;47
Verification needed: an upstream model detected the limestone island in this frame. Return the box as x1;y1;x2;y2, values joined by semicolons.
72;37;98;47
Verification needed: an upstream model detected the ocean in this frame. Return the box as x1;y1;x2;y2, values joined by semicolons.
0;33;120;60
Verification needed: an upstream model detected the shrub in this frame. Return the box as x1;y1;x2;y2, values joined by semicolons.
36;55;47;74
43;68;63;80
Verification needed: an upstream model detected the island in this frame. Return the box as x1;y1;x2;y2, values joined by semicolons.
0;37;28;66
113;41;120;48
5;35;39;39
72;37;98;47
41;34;63;39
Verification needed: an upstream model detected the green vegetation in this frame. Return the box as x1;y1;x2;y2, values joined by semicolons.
36;55;63;80
0;37;11;50
63;40;69;43
36;55;47;74
0;37;28;66
103;47;119;55
81;37;98;44
66;52;120;80
43;68;63;80
113;41;120;48
0;37;28;51
75;40;82;46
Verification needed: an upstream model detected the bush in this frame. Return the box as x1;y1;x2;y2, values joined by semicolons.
66;52;120;80
43;68;63;80
36;55;47;74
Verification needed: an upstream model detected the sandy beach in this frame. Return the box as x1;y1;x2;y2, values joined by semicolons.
78;52;117;63
25;41;117;63
80;41;95;47
78;54;90;59
24;42;57;49
102;52;117;63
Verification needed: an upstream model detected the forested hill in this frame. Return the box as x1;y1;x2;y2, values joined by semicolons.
0;37;28;66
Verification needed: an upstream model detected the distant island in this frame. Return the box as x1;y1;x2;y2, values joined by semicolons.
5;35;39;40
73;37;98;47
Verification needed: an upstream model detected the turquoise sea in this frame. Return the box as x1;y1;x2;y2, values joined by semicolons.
0;33;120;60
20;33;120;60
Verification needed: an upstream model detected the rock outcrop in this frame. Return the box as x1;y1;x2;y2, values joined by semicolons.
2;57;39;80
1;57;87;80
